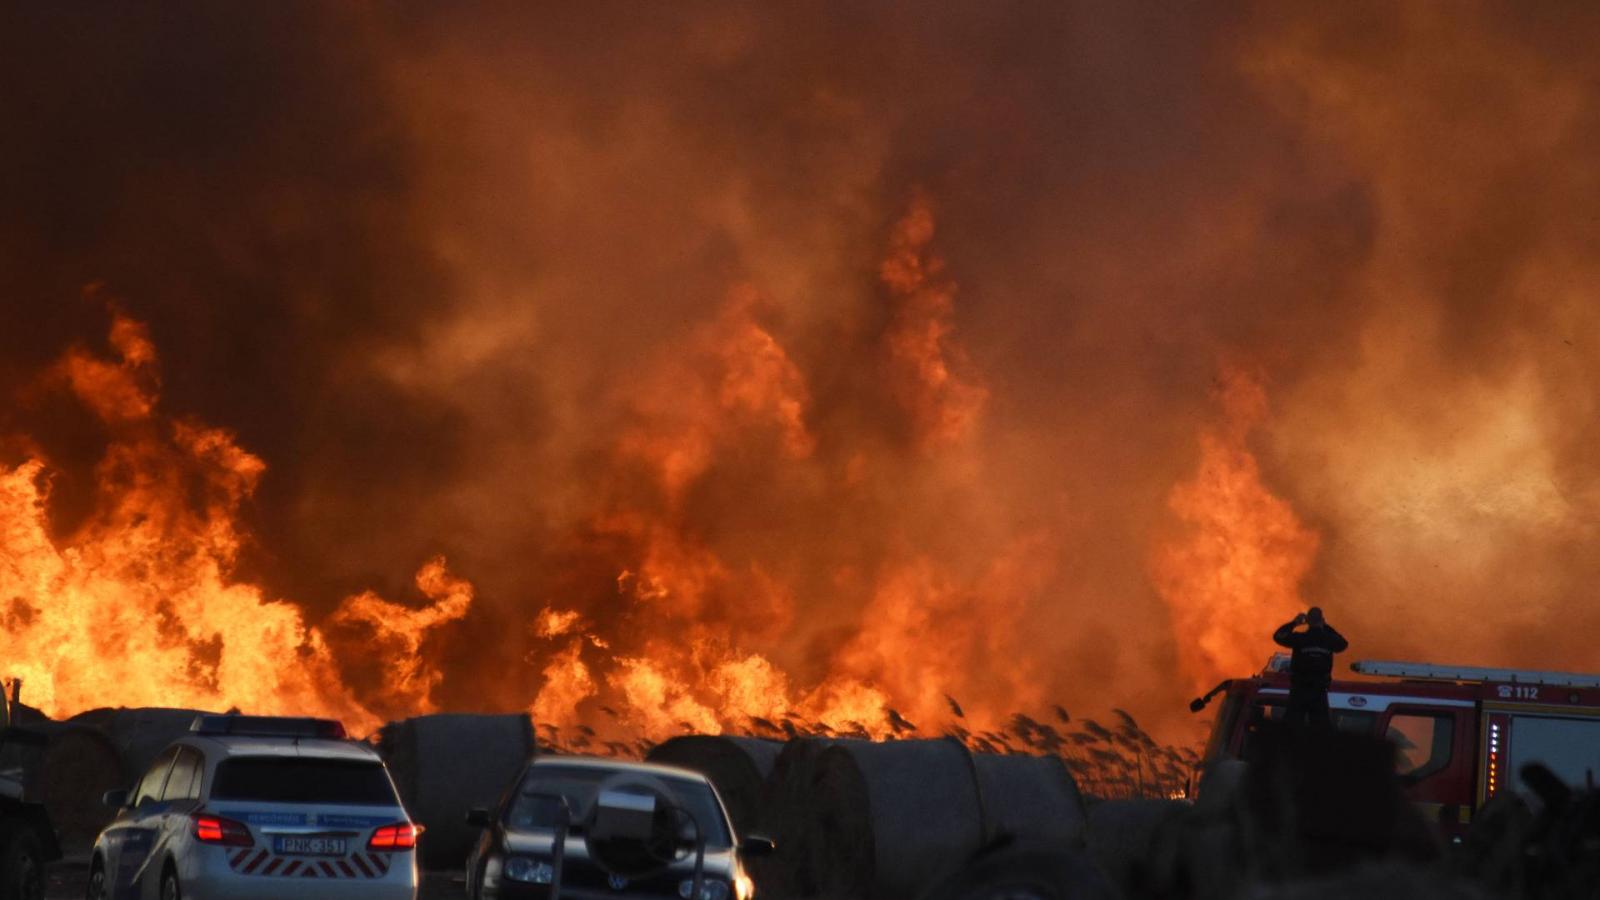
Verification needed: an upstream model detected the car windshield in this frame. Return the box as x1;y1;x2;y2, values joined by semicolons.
210;757;399;806
505;764;731;846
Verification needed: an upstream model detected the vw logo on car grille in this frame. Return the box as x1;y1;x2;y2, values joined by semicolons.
608;873;630;890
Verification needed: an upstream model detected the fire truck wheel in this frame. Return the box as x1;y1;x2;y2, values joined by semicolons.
0;828;44;900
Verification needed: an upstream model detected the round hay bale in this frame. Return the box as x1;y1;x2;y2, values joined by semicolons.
1143;799;1248;900
917;840;1116;900
35;726;122;857
759;738;851;899
1085;798;1189;896
377;713;536;870
645;736;781;838
971;752;1088;848
73;707;214;782
805;739;987;900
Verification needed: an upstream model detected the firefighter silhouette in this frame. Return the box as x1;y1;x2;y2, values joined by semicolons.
1272;607;1348;728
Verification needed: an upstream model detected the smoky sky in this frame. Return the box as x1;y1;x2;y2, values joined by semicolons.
4;2;1599;732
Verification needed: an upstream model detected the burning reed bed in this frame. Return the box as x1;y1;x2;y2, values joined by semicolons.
542;702;1201;804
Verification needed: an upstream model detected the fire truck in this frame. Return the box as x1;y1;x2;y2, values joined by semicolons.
1191;656;1600;840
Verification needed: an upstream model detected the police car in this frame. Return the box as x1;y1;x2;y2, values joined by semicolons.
88;715;420;900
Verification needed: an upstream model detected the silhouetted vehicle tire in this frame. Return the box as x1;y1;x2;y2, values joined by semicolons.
160;867;181;900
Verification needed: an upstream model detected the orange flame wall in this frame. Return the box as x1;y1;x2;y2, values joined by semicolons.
6;4;1600;744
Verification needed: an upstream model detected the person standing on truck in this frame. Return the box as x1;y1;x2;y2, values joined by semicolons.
1272;607;1348;728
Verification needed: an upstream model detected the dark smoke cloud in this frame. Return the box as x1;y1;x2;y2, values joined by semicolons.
3;2;1596;735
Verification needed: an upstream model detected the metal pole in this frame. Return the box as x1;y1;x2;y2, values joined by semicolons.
689;811;705;900
549;796;570;900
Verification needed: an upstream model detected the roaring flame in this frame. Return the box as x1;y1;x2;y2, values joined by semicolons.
0;308;468;733
529;639;595;732
326;558;474;720
533;607;584;640
0;199;1320;756
14;4;1600;770
0;202;1047;746
512;197;1053;747
1151;367;1320;691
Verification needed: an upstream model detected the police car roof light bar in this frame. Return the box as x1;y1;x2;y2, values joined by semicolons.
1351;659;1600;688
190;714;348;740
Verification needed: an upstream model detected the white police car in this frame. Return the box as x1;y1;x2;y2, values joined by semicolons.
88;715;420;900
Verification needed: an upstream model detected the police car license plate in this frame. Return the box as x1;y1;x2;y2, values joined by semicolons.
273;836;348;856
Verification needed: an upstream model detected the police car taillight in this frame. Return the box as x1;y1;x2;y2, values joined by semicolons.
368;822;422;851
193;814;254;847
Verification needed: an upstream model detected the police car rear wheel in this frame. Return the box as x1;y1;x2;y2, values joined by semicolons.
160;869;181;900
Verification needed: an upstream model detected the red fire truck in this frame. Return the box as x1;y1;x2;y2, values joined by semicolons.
1192;656;1600;840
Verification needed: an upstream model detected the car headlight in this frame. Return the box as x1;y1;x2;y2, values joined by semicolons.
678;879;731;900
502;856;555;884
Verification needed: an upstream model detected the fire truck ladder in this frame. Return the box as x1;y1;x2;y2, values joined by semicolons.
1351;660;1600;687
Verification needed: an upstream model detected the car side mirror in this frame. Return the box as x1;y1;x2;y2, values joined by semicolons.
102;789;129;809
741;834;776;856
465;808;492;828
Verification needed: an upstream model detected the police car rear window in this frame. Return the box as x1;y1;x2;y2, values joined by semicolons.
211;758;399;806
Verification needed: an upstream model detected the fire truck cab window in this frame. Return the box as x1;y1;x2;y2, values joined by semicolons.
1384;712;1453;780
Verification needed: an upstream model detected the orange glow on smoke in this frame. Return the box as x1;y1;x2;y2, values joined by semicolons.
880;192;988;448
1152;368;1319;692
515;197;1035;746
1;203;1022;745
1;200;1253;753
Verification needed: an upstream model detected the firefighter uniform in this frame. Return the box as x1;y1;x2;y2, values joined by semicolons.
1273;614;1349;727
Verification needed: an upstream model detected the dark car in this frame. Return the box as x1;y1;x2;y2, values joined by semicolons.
465;757;771;900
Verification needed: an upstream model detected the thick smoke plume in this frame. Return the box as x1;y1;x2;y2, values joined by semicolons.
3;3;1599;743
